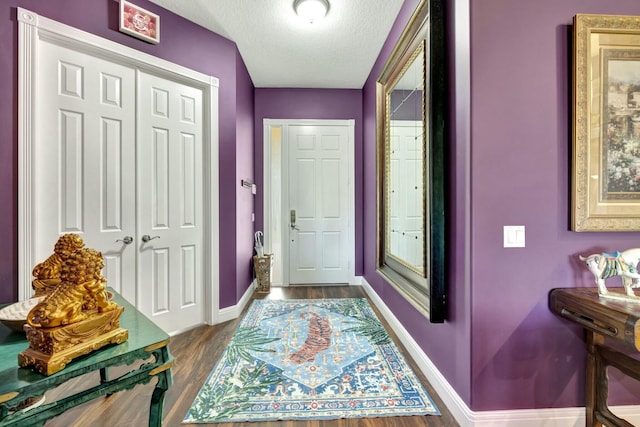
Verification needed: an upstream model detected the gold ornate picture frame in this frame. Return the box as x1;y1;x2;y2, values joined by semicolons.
572;14;640;231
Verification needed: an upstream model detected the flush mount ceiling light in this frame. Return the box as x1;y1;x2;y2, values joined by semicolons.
294;0;329;23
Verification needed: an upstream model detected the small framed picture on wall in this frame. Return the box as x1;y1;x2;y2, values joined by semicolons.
119;0;160;44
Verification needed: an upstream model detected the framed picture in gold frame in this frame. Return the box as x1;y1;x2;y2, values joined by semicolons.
572;14;640;231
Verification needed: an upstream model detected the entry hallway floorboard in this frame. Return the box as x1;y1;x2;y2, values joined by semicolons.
45;286;459;426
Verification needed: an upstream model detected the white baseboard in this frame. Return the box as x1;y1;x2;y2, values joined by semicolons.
217;280;256;324
355;276;640;426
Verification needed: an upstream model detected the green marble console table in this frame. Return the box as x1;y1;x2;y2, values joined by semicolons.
0;289;173;426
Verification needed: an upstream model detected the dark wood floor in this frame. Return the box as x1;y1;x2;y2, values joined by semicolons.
45;286;458;427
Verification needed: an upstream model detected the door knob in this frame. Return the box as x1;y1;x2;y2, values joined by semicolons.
142;234;160;243
116;236;134;245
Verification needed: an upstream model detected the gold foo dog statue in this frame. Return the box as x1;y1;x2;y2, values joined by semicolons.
18;234;128;375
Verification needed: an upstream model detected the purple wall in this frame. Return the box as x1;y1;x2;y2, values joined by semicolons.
0;0;255;309
362;0;474;407
0;3;17;302
390;90;422;121
4;0;640;416
367;0;640;413
236;52;255;300
470;0;640;411
254;88;364;274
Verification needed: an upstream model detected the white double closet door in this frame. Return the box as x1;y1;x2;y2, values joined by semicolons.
34;41;204;333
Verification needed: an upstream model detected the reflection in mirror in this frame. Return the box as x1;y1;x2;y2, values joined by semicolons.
387;43;425;275
376;0;446;322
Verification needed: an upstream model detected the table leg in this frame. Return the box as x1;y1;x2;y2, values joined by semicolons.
586;331;604;427
148;372;170;427
148;347;173;427
100;367;115;397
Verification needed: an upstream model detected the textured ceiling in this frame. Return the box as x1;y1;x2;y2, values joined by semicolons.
147;0;404;88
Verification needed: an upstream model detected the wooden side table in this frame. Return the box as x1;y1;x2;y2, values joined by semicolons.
0;289;173;427
550;288;640;427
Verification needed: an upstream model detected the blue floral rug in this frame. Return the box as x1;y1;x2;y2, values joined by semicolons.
183;298;439;423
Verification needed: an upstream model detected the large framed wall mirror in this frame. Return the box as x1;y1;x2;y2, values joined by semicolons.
376;0;446;322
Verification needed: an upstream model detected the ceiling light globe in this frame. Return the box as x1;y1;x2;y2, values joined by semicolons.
294;0;329;22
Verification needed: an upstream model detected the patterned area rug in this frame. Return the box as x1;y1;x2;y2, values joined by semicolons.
183;298;439;423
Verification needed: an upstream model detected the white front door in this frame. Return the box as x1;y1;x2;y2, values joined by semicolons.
288;124;350;284
33;39;204;333
137;71;204;332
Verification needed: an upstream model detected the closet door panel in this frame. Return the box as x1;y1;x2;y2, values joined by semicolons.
35;40;137;302
138;71;204;332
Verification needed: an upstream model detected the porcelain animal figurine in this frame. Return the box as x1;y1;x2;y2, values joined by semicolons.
579;248;640;298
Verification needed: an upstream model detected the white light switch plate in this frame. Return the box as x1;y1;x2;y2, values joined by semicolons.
504;225;525;248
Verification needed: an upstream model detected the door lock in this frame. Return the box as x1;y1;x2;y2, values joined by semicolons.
290;209;299;230
116;236;134;245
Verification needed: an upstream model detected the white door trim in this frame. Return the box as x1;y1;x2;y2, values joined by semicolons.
17;8;220;326
263;119;355;286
